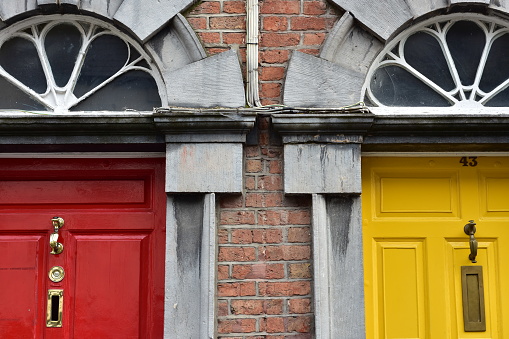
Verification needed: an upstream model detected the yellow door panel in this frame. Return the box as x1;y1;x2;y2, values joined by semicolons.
363;157;509;339
374;240;427;339
374;171;460;218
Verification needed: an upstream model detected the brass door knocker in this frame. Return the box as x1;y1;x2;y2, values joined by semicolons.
464;220;478;263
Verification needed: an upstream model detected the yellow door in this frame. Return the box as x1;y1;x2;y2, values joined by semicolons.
362;157;509;339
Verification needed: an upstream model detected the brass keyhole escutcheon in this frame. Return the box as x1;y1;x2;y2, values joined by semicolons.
49;266;65;283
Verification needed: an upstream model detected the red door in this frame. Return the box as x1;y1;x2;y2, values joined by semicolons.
0;158;166;338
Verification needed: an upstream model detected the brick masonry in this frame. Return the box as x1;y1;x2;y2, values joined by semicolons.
185;0;342;105
217;116;313;338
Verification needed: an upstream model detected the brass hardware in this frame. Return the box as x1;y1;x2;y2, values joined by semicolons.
46;289;63;327
464;220;478;263
461;266;486;332
48;266;65;283
49;217;64;255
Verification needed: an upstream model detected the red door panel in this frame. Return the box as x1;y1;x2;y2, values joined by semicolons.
0;158;166;339
0;235;45;339
73;235;146;338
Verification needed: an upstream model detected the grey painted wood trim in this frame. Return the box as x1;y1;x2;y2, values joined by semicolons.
328;0;412;41
319;12;383;76
451;0;489;3
312;194;332;339
60;0;80;6
146;14;207;76
164;194;217;339
113;0;191;42
320;12;356;62
0;0;37;21
80;0;124;18
283;51;365;107
165;50;246;108
37;0;56;5
201;193;217;339
312;194;366;339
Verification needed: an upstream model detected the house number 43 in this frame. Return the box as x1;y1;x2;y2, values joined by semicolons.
460;156;478;167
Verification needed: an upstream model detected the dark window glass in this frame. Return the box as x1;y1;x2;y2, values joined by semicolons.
446;21;485;86
479;33;509;93
484;86;509;106
71;70;161;111
405;31;455;91
0;37;47;94
45;24;82;87
74;34;128;98
0;76;47;110
371;65;450;106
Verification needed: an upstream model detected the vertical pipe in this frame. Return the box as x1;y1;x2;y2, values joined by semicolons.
246;0;262;107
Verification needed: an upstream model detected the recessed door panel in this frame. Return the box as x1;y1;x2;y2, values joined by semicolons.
73;235;146;338
0;236;45;339
375;240;426;339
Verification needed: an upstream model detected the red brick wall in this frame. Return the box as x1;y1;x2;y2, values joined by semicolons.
185;0;341;105
217;116;313;338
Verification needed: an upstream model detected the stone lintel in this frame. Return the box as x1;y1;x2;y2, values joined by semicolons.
272;112;368;194
166;143;243;193
284;143;361;194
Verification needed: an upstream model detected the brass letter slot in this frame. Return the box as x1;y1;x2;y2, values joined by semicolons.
461;266;486;332
46;289;63;327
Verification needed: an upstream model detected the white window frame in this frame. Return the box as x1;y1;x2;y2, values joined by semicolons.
0;14;167;113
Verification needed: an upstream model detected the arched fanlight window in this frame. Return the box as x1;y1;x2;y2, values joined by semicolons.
0;15;164;112
364;14;509;108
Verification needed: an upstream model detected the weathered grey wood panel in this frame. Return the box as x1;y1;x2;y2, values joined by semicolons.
165;50;245;108
321;12;383;75
326;195;365;338
490;0;509;14
80;0;124;18
166;143;243;193
0;0;37;20
406;0;448;17
284;51;364;107
114;0;191;42
451;0;489;3
329;0;412;40
312;194;365;338
37;0;57;5
60;0;80;6
164;194;216;339
283;143;361;194
312;194;332;338
146;14;206;75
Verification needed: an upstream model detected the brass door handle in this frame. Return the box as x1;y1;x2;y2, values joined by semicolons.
50;217;64;255
464;220;478;263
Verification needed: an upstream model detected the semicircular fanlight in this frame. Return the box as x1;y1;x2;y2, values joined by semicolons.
0;15;163;112
364;14;509;108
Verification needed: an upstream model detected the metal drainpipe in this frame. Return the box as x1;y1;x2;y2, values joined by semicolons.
246;0;262;107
